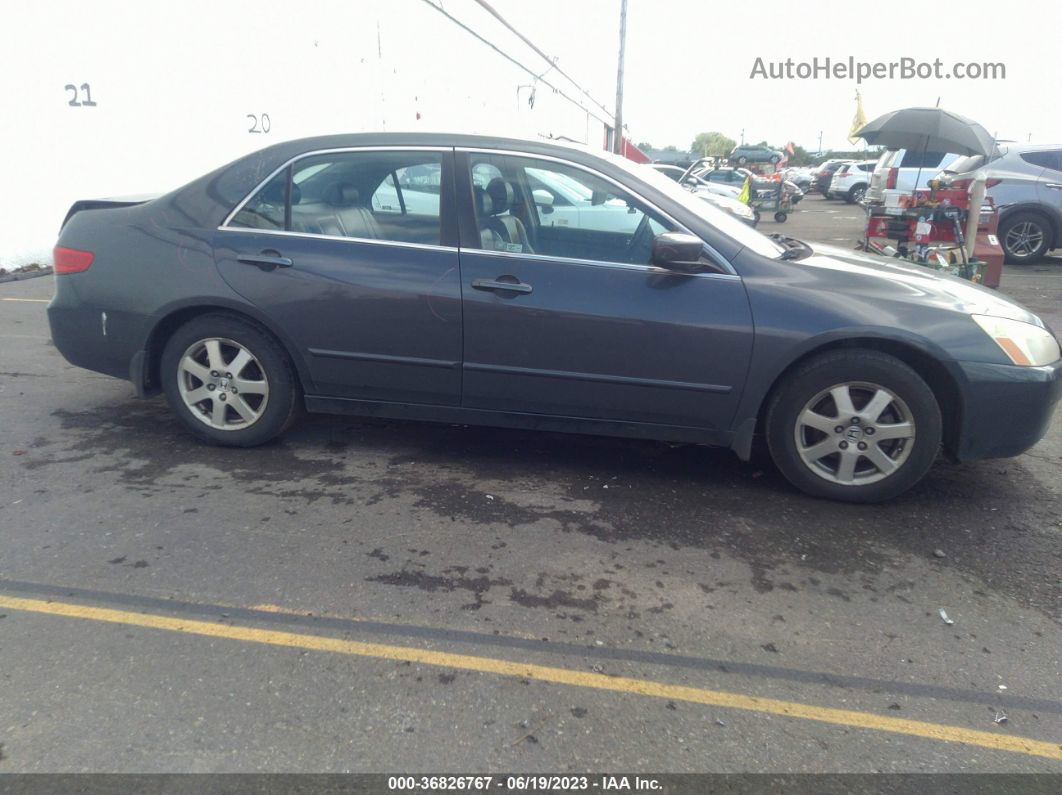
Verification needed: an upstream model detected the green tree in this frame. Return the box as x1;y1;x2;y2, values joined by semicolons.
691;131;736;157
635;141;654;151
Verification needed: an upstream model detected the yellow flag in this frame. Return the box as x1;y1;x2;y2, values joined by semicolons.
738;176;751;205
848;90;867;145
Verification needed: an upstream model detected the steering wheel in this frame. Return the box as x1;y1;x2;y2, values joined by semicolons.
625;213;655;264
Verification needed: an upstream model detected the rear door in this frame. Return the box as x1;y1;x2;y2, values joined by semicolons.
454;149;753;433
214;147;463;405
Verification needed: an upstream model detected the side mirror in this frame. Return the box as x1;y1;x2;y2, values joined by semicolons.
590;189;609;206
651;232;709;273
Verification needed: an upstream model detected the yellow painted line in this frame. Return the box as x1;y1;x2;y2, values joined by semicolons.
1;297;49;303
2;594;1060;762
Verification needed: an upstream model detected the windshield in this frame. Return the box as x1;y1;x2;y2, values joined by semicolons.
611;156;785;257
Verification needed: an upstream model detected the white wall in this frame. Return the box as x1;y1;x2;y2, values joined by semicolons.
1;0;608;266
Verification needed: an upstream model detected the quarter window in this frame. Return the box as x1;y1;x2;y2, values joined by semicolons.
229;151;444;246
466;154;674;266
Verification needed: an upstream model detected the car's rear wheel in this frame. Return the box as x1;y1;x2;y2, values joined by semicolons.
765;350;942;502
1000;211;1051;264
737;156;748;165
846;184;867;203
161;314;300;447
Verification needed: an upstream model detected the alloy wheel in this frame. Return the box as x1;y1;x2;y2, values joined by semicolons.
177;337;269;430
794;382;915;485
1004;220;1044;259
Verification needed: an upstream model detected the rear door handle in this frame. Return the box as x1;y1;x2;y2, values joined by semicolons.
471;278;533;294
237;251;293;269
1045;183;1062;190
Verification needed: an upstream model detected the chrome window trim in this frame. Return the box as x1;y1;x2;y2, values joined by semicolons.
220;145;453;229
219;143;738;277
215;225;458;254
456;146;737;276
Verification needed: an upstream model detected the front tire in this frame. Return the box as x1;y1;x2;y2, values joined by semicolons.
765;350;942;502
160;314;301;447
737;156;748;165
846;184;867;203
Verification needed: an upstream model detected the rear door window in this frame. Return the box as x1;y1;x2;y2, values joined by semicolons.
229;150;446;246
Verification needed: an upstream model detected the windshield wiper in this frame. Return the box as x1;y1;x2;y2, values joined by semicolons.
769;234;812;261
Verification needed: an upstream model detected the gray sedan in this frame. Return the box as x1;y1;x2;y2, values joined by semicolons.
48;133;1061;502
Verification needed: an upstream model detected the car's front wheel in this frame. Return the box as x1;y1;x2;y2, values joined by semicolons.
765;350;942;502
846;184;867;203
1000;211;1051;264
736;156;748;165
160;314;301;447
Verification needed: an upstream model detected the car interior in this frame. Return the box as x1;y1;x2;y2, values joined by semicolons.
469;156;665;265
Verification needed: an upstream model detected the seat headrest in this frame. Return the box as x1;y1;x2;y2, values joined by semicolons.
485;178;513;215
324;183;360;207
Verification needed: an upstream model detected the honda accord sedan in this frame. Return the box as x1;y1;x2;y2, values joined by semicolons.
48;133;1062;502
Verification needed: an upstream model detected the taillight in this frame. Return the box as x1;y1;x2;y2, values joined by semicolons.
986;178;1001;188
885;168;898;189
53;246;94;274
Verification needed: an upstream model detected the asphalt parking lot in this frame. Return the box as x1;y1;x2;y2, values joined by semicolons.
1;195;1060;773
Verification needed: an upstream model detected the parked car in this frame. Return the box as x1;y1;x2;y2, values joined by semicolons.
647;163;742;199
690;188;758;226
810;160;855;195
938;144;1062;264
784;167;814;191
864;148;962;206
698;168;803;203
730;144;784;165
827;160;876;203
48;133;1061;502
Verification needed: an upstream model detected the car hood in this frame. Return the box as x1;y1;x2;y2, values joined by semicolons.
800;243;1047;329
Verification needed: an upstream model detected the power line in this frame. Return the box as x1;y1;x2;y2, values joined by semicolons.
471;0;614;120
417;0;615;128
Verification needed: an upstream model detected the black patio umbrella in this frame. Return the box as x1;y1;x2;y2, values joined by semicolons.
856;107;998;157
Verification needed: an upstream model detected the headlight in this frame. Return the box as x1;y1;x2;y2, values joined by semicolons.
971;315;1061;366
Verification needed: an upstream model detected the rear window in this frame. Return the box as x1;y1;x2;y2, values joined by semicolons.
944;154;988;174
1020;150;1062;171
897;150;949;168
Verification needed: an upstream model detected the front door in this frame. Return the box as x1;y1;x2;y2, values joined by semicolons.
214;148;463;405
456;151;753;433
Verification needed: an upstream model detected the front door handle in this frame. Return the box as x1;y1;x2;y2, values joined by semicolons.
471;277;533;295
1045;183;1062;190
237;250;293;269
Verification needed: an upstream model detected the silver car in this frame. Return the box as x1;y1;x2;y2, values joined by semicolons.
941;144;1062;263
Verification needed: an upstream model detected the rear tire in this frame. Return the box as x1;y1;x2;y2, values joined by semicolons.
846;184;867;203
160;314;301;447
1000;211;1052;264
765;350;942;502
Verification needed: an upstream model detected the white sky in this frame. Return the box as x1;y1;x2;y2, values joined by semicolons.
501;0;1055;151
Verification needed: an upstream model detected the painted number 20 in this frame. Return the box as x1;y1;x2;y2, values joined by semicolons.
65;83;96;107
247;113;271;133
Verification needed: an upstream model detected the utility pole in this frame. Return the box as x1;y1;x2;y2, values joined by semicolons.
740;128;745;145
818;130;823;155
612;0;628;154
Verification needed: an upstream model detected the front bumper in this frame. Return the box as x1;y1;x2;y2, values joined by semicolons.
954;358;1062;461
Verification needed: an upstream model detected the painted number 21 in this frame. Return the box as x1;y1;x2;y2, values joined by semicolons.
65;83;97;107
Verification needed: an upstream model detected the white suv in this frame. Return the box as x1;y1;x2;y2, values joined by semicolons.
827;160;876;203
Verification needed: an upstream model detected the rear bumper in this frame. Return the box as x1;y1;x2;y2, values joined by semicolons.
48;291;149;384
954;358;1062;461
